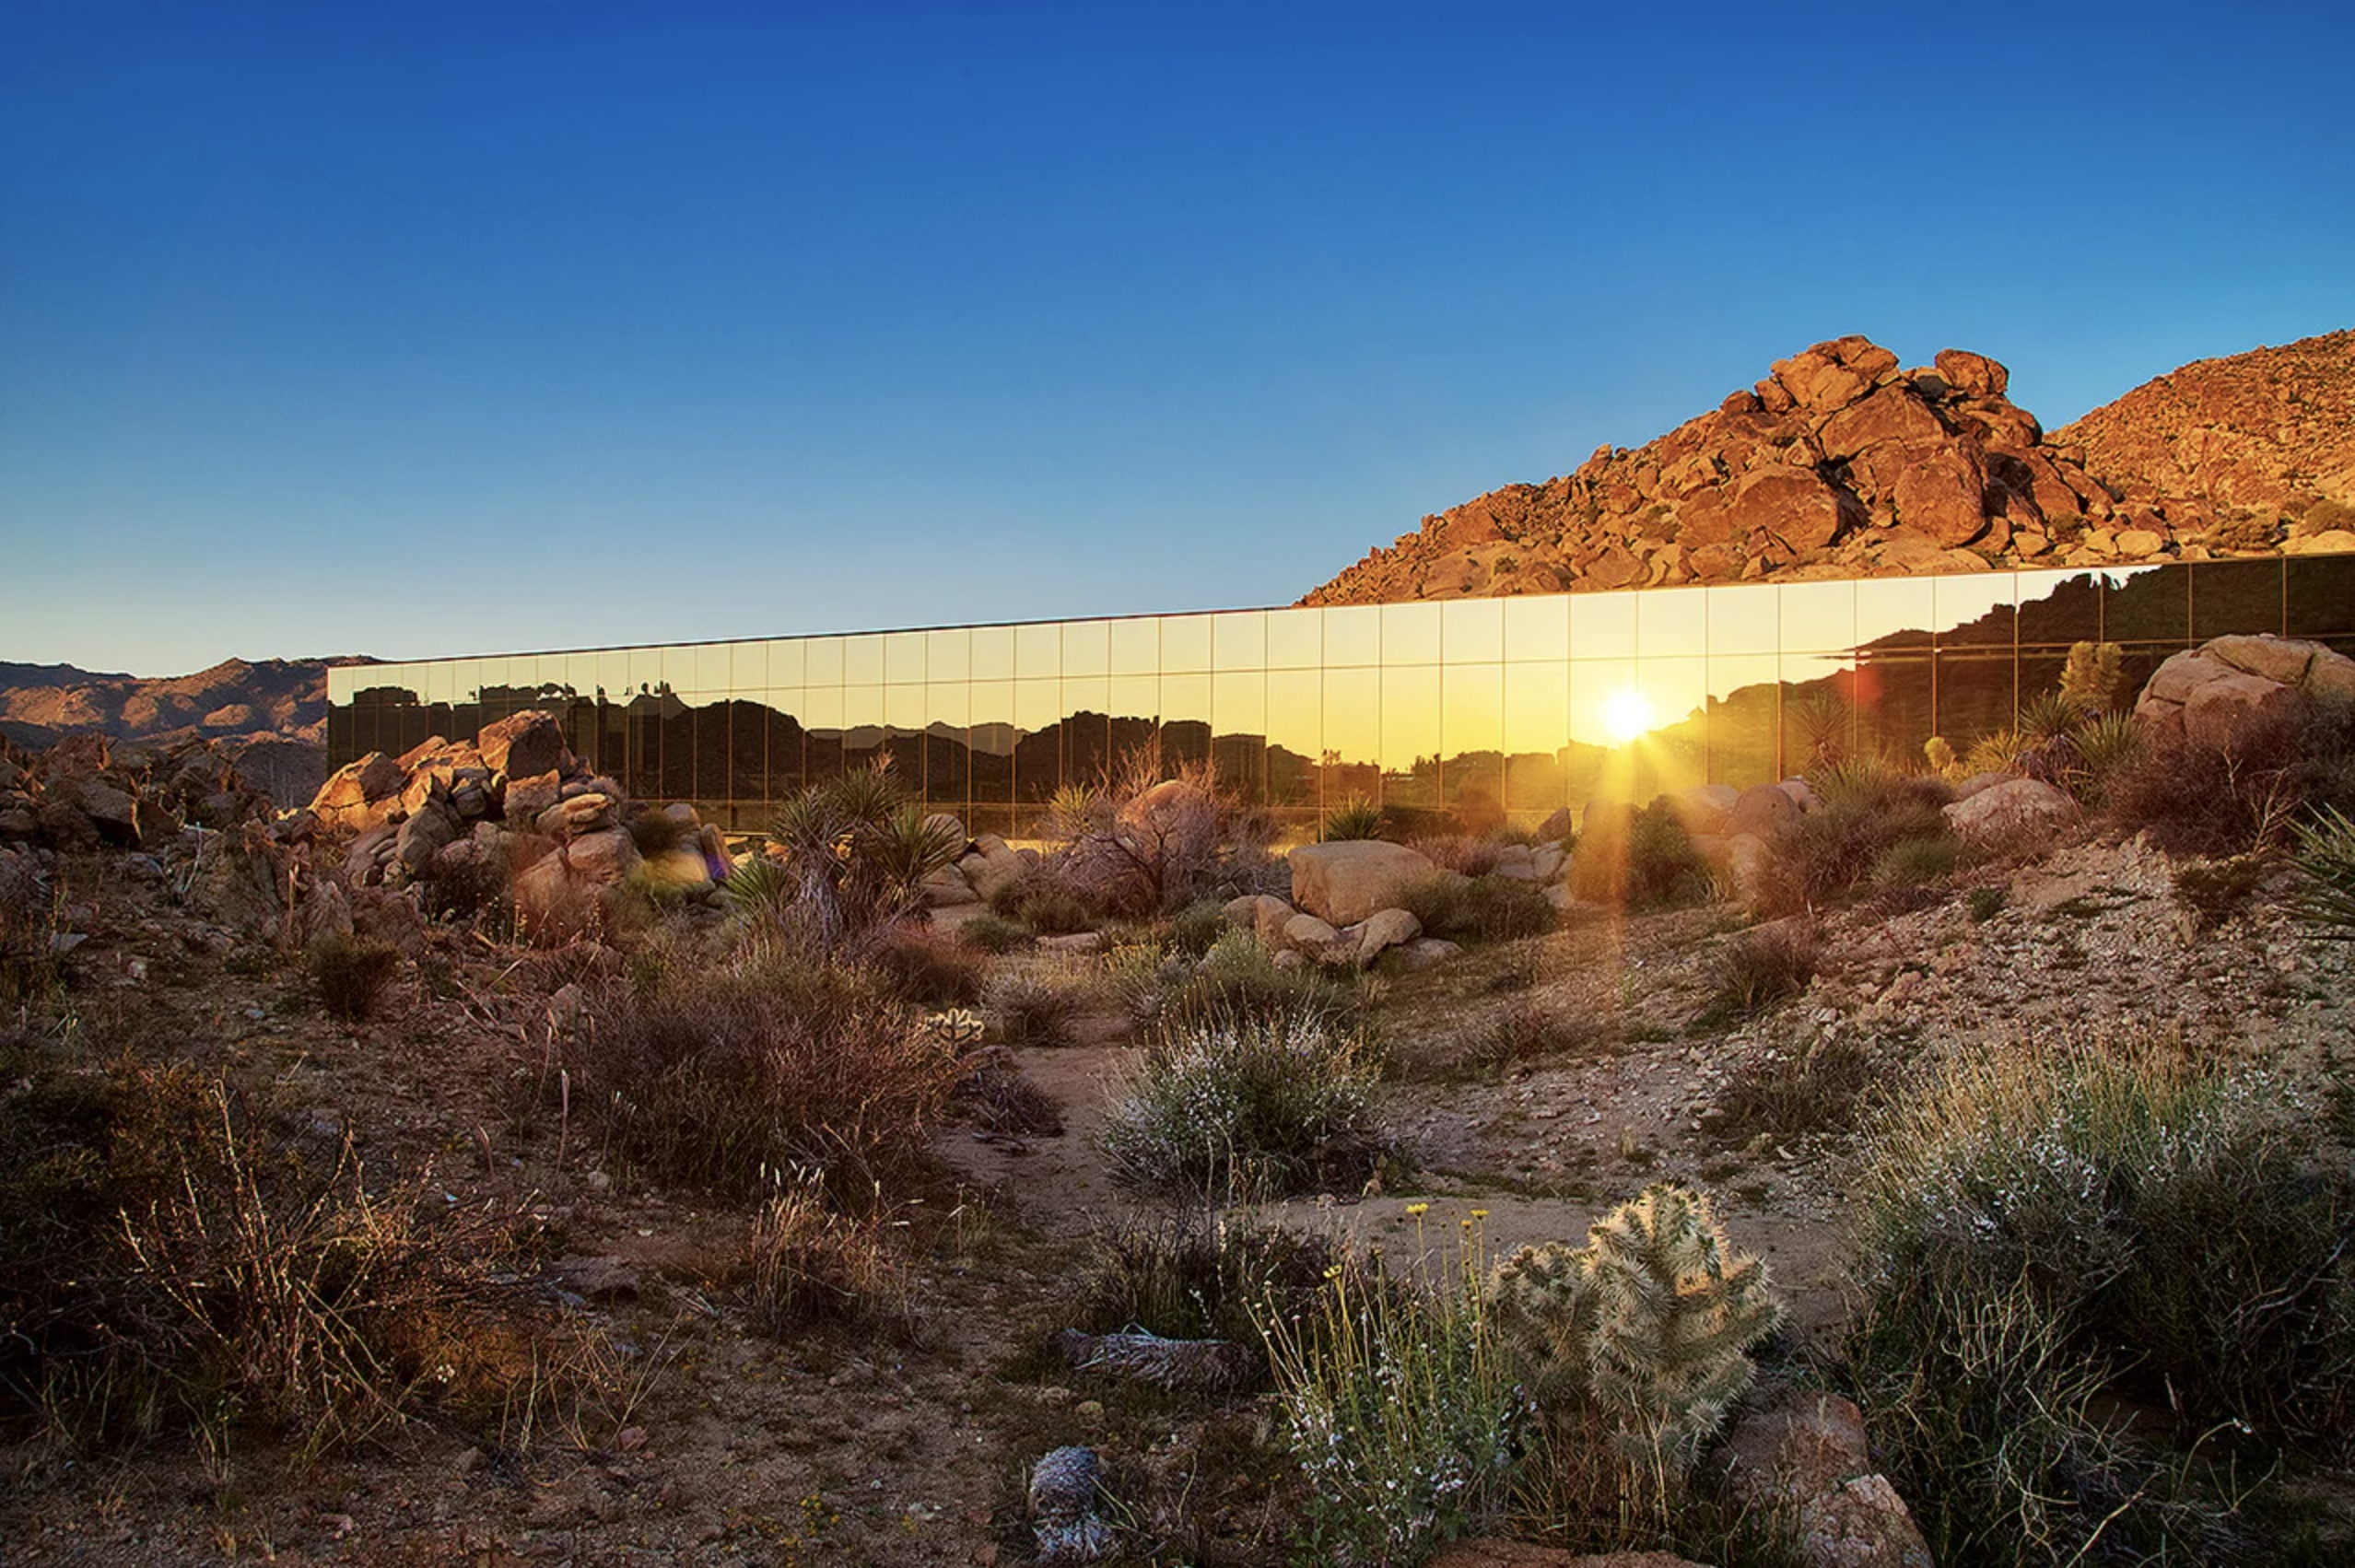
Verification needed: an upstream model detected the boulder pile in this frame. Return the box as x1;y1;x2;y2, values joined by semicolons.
2133;633;2355;748
0;731;279;849
309;710;733;935
1304;334;2346;607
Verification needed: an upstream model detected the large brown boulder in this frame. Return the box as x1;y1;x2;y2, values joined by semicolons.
1944;777;2075;844
2134;634;2355;747
1289;839;1437;926
476;710;573;780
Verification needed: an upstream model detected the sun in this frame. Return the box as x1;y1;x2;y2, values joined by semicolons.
1600;686;1655;743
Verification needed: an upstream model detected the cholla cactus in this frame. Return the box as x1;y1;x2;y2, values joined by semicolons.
1584;1184;1781;1469
1486;1183;1780;1475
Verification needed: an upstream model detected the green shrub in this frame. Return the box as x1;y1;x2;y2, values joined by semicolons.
1412;834;1503;877
1625;801;1714;909
2056;641;2129;717
981;969;1080;1049
1167;897;1229;957
1265;1222;1522;1563
2068;710;2143;802
1847;1037;2355;1563
626;808;696;859
1397;872;1557;943
1077;1210;1341;1355
2104;696;2355;855
957;912;1030;954
1015;886;1095;936
1321;796;1387;842
310;934;401;1022
1695;923;1817;1025
1871;833;1961;890
1100;1009;1388;1198
2289;803;2355;937
1763;770;1951;912
1124;928;1359;1036
2170;853;2273;932
1708;1035;1869;1142
1966;885;2009;923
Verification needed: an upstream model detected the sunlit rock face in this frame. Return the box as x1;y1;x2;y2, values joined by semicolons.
1302;330;2355;607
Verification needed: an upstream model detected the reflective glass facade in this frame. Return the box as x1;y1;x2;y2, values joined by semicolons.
328;556;2355;837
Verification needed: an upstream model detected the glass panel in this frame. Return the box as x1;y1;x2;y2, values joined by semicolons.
968;681;1015;805
1382;602;1441;665
1932;648;2014;750
1706;584;1779;655
1856;578;1934;651
924;685;970;815
2192;557;2284;640
885;685;929;790
1015;622;1061;678
1061;619;1109;678
1504;595;1570;661
1213;670;1266;799
804;636;844;687
1109;616;1160;675
885;630;927;685
925;627;970;683
1266;608;1322;670
1570;591;1635;659
1161;615;1213;674
1109;675;1158;729
1863;654;1936;766
767;692;804;796
1266;669;1321;809
1442;661;1504;831
1442;598;1504;663
1637;586;1706;660
841;685;886;774
970;626;1015;681
730;640;767;694
1640;657;1710;796
1213;610;1267;670
2015;569;2103;647
767;638;805;687
1934;572;2016;647
802;686;844;783
2101;565;2187;644
1570;659;1639;751
1064;676;1111;785
1381;663;1442;810
1780;661;1852;772
692;642;732;700
1707;655;1782;785
1504;661;1570;814
843;634;885;686
1324;604;1381;666
1161;673;1213;771
1776;580;1855;655
1322;668;1381;810
2290;556;2355;638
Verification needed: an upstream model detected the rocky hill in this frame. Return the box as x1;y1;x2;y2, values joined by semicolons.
0;656;354;806
1303;330;2355;606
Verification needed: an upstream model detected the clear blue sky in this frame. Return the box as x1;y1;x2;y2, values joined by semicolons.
4;1;2349;674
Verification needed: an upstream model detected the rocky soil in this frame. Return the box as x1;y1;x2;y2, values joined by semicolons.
1305;329;2355;605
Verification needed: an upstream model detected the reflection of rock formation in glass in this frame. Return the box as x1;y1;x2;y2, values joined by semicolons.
333;556;2355;833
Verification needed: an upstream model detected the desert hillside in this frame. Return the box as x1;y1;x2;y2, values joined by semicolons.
1304;329;2355;606
0;656;351;806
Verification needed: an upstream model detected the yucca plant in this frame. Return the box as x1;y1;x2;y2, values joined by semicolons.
2017;691;2080;746
1321;795;1386;842
2289;803;2355;937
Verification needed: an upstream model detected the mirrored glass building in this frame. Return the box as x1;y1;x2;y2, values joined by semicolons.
329;555;2355;838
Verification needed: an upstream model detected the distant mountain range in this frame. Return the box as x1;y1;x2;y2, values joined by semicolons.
1304;329;2355;605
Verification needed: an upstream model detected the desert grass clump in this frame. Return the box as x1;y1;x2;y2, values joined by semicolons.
1320;795;1387;842
1412;834;1504;877
1397;872;1558;943
310;933;401;1022
561;951;969;1194
1100;1008;1388;1198
1694;922;1818;1026
1871;833;1960;891
1077;1209;1340;1356
1123;928;1359;1036
1166;897;1229;958
2104;695;2355;856
1264;1217;1526;1564
1015;885;1096;936
867;924;985;1007
1762;766;1952;913
1707;1035;1869;1142
981;968;1082;1049
2170;852;2274;932
1847;1036;2355;1564
957;911;1030;954
2288;802;2355;937
744;1168;908;1332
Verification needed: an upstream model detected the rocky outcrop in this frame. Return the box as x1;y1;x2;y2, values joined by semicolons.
1291;839;1438;926
2055;328;2355;556
0;732;280;851
1716;1389;1934;1568
2133;633;2355;748
1305;331;2355;608
1943;778;2077;845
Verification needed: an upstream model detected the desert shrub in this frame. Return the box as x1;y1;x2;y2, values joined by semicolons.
2289;803;2355;937
1709;1035;1870;1141
1265;1220;1524;1564
310;934;401;1022
2170;853;2274;932
955;1046;1064;1136
1125;928;1359;1036
1100;1008;1388;1198
0;851;60;1005
2104;695;2355;855
1871;832;1961;890
1041;739;1278;912
1489;1184;1780;1476
1015;885;1095;936
559;951;968;1194
1321;796;1386;842
1695;923;1818;1025
626;807;696;859
1412;834;1503;877
1167;897;1228;957
1847;1037;2355;1563
744;1170;908;1332
981;968;1081;1049
1396;872;1557;943
867;925;985;1007
1078;1209;1341;1354
1461;1000;1597;1078
1761;769;1951;913
2056;640;2130;717
2066;709;2143;802
1966;885;2009;923
957;911;1030;954
1961;728;2027;777
2;1051;516;1457
757;762;960;953
1624;800;1714;909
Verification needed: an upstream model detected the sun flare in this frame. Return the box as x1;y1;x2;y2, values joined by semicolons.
1600;686;1655;743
